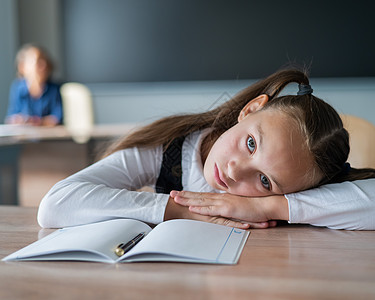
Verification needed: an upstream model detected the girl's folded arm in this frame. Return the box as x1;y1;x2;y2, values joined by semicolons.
286;178;375;230
172;178;375;230
37;146;168;228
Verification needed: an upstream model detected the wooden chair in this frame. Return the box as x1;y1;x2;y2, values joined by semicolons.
341;114;375;169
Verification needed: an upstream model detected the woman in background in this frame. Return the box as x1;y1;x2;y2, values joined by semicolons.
5;44;63;126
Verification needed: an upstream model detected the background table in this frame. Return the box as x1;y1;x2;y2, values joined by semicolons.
0;124;136;206
1;206;375;299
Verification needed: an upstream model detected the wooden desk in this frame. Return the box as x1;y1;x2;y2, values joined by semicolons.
1;206;375;299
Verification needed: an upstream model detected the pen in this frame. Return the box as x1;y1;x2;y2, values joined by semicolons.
115;232;146;257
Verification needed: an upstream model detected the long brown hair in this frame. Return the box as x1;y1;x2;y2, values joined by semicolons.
103;67;375;186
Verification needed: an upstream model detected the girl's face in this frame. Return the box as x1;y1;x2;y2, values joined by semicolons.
203;99;317;197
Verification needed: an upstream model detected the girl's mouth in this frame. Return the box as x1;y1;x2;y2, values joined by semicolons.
214;164;228;189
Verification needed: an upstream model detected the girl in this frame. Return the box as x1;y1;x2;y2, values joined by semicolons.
38;68;375;230
5;44;63;126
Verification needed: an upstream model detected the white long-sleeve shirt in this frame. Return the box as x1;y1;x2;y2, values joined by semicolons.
38;130;375;230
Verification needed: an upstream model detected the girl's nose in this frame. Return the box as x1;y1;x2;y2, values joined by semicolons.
227;159;250;182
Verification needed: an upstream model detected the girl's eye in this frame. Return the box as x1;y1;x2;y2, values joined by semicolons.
260;174;271;190
247;136;256;153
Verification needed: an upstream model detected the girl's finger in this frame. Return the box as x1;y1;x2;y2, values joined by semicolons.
268;220;278;227
189;205;219;215
173;194;213;206
211;218;250;229
169;190;179;197
246;222;274;229
176;190;221;199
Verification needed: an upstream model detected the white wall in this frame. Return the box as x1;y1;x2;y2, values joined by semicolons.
17;0;64;81
1;1;374;127
87;78;375;126
0;0;18;122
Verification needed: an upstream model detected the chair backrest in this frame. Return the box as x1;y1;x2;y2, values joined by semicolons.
60;82;94;143
341;114;375;169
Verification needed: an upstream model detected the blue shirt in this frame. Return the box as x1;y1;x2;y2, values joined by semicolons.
6;79;63;124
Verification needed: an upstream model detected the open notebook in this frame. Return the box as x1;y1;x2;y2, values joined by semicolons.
2;219;249;264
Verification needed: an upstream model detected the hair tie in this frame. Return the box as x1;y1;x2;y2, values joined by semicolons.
297;84;313;95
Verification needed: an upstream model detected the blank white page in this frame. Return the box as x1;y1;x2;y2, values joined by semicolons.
122;219;249;264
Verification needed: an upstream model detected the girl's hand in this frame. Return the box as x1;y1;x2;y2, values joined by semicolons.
170;190;289;227
164;196;251;229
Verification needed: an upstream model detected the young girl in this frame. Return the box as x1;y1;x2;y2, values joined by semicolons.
37;68;375;230
5;44;63;126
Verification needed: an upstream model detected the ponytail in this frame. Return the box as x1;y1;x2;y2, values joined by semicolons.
102;66;375;187
103;67;311;157
329;165;375;184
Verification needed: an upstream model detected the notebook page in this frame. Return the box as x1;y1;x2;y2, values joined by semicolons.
3;219;152;262
122;219;249;264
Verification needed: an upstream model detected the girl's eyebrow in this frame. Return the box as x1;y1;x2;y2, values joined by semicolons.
256;123;263;148
256;123;284;193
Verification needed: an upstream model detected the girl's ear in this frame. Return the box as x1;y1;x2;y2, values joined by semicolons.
238;94;269;122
